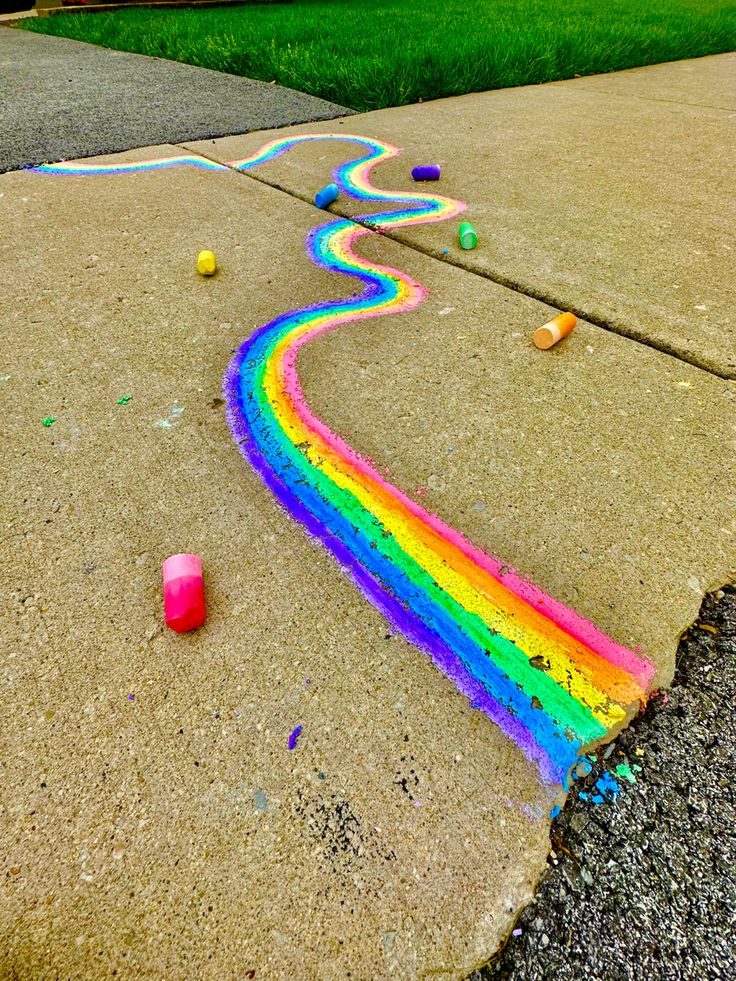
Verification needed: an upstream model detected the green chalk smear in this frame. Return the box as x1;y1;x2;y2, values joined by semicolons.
42;417;56;427
116;395;133;405
615;763;636;784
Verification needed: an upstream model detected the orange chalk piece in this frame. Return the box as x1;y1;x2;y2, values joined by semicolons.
533;312;577;350
163;553;206;633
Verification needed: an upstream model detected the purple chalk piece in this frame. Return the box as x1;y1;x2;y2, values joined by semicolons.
288;724;303;750
411;164;441;182
512;928;523;937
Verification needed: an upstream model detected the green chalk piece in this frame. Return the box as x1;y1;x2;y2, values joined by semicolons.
459;221;477;250
116;395;133;405
42;417;56;428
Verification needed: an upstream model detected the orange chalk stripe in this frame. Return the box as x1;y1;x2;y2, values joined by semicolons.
533;312;577;350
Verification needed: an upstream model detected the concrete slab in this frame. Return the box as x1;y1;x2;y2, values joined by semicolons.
185;55;736;378
0;28;352;174
569;52;736;112
0;9;36;21
1;144;733;978
0;147;550;981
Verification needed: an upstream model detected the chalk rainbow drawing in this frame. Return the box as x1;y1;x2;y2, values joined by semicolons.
32;155;229;176
34;136;655;787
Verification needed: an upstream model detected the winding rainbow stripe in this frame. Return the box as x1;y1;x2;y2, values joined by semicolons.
225;134;655;786
34;136;655;787
30;155;228;176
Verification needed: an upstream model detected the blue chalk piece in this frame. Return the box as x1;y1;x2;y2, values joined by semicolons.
550;805;561;819
579;792;589;800
592;794;605;804
315;182;339;209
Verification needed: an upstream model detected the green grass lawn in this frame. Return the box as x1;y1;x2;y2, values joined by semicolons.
21;0;736;112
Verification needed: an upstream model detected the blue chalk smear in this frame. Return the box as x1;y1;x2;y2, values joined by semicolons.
550;805;561;819
595;772;621;799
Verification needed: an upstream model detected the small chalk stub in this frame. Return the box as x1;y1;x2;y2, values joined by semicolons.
411;164;441;181
197;250;217;276
163;553;206;633
315;183;339;209
459;221;477;250
533;312;577;350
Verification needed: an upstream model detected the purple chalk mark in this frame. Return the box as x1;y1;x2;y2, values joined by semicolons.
288;724;303;750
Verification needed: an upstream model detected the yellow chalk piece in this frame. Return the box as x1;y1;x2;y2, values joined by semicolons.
533;312;577;350
197;250;217;276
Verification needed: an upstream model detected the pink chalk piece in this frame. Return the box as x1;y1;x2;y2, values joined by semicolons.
163;553;206;633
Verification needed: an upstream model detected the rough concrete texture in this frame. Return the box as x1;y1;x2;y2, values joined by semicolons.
568;51;736;112
0;10;36;21
297;236;735;687
2;141;735;978
185;54;736;378
0;28;352;174
1;148;553;981
473;587;736;981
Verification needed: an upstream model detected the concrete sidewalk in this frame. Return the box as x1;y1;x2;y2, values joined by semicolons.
0;27;352;173
1;55;734;981
187;53;736;378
